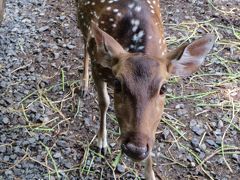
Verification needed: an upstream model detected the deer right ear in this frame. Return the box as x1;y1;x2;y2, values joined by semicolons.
167;34;215;77
91;23;127;68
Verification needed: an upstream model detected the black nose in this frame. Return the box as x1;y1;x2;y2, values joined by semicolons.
121;142;149;161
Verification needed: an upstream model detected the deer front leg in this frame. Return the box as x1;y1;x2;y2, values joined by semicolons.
80;42;89;97
145;156;156;180
93;74;110;154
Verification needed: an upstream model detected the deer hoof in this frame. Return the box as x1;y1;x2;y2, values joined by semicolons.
79;85;89;98
97;136;108;155
98;147;107;155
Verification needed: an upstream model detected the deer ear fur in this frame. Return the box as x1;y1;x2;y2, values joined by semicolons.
167;34;215;76
91;23;127;68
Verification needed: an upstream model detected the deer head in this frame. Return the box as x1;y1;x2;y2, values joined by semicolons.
91;23;215;161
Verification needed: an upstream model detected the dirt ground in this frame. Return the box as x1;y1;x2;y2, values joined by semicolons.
0;0;239;179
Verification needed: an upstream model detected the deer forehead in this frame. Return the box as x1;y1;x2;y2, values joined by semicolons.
115;56;168;98
121;55;169;80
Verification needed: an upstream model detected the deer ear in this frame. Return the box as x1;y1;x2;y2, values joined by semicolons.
167;34;215;77
91;22;126;68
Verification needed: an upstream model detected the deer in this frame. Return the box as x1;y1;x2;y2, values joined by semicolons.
76;0;215;179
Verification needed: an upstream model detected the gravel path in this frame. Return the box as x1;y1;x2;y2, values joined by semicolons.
0;0;84;179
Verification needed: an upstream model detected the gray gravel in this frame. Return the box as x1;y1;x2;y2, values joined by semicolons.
0;0;83;179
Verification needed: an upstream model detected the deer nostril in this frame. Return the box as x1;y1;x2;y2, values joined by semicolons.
126;143;147;154
121;142;149;161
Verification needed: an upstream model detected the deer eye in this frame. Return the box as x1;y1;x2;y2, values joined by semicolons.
114;79;122;93
159;84;166;95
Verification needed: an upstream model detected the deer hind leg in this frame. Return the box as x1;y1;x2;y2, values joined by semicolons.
93;73;110;154
145;156;156;180
80;41;90;97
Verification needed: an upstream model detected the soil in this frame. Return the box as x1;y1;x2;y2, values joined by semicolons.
0;0;239;180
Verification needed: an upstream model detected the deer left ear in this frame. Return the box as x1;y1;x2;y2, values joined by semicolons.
167;34;215;77
91;22;127;69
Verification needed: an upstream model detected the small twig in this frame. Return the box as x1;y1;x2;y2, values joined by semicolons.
158;154;187;168
11;60;32;73
40;142;61;178
221;96;236;173
61;68;65;91
196;147;240;170
28;156;54;172
199;132;206;146
161;118;188;141
74;97;82;118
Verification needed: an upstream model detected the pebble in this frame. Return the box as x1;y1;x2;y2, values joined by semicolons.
3;156;9;161
200;143;207;151
218;157;224;164
176;108;188;116
53;52;60;59
215;136;222;145
14;146;22;153
66;44;76;50
190;162;196;167
84;117;91;126
175;104;185;109
116;164;125;173
206;139;218;147
38;26;50;32
4;170;13;176
214;129;222;136
59;16;66;21
10;154;17;160
191;138;199;148
2;117;9;124
218;120;224;129
162;128;170;139
28;138;36;144
232;154;239;162
199;152;206;159
110;143;116;148
0;81;7;88
210;122;217;128
190;119;197;127
64;162;72;169
53;152;62;159
191;125;205;136
57;140;68;147
13;169;22;176
0;146;6;153
186;155;194;162
1;134;7;142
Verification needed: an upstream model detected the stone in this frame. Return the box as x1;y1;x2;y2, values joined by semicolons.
116;164;125;173
206;139;218;147
2;117;9;124
191;125;205;136
53;152;62;159
38;26;49;32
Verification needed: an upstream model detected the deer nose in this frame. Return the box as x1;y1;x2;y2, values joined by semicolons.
121;142;149;161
